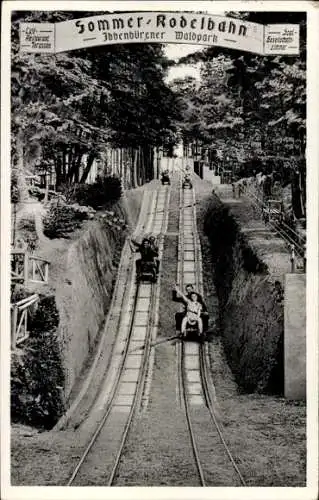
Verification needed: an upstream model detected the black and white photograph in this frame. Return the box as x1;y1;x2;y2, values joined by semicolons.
1;1;318;498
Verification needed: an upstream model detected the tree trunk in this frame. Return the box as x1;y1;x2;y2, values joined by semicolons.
104;146;110;176
44;173;49;203
74;154;80;183
291;168;304;219
111;149;114;175
154;147;158;180
110;147;113;176
131;148;134;188
74;153;82;183
143;145;151;182
114;149;117;176
153;147;157;179
139;146;144;185
123;149;128;190
68;149;82;183
117;149;121;177
150;147;154;180
132;148;138;188
80;152;95;184
67;147;73;179
62;149;67;182
127;148;132;188
12;203;17;246
144;146;149;182
140;147;145;184
55;155;62;189
15;134;29;202
299;166;306;217
120;148;124;183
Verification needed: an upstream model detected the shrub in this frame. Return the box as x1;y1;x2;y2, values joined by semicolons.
28;186;45;201
43;199;95;239
11;285;29;303
11;168;20;204
29;295;60;334
18;215;36;233
17;215;39;252
242;242;268;274
11;295;65;429
70;175;122;209
47;190;60;201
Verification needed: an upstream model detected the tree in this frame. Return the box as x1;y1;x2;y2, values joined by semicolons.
11;11;181;193
169;11;306;217
11;11;113;189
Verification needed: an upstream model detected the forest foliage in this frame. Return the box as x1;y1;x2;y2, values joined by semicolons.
11;10;306;217
11;10;181;193
170;11;306;218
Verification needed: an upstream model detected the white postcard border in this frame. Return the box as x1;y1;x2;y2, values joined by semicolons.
1;2;318;500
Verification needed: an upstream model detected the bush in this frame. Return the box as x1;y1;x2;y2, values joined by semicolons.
43;199;95;239
29;295;60;334
18;215;36;233
11;285;29;303
70;175;122;209
47;190;60;201
17;215;39;252
11;168;20;204
11;295;65;429
28;186;45;201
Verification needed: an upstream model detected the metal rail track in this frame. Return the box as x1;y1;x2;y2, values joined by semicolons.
67;283;141;485
177;174;246;486
108;185;170;484
54;189;154;432
198;343;246;485
177;174;205;485
67;185;169;486
180;340;206;486
107;280;157;485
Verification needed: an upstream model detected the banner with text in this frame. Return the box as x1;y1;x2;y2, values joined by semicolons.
264;24;300;56
19;13;300;56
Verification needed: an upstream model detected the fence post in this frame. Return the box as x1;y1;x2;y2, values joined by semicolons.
45;262;49;282
290;244;295;273
24;308;28;337
303;245;306;273
11;306;18;349
12;254;17;277
24;252;28;283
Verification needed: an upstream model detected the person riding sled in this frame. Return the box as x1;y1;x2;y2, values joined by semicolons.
172;283;208;332
173;284;203;337
130;237;159;277
148;235;160;275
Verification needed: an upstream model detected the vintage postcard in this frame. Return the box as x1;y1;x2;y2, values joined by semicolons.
1;1;318;499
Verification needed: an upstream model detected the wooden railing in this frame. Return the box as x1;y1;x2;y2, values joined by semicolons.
11;250;50;284
11;294;39;349
11;250;28;283
29;255;49;283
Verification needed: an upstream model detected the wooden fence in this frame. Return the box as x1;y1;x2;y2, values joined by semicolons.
11;250;50;285
11;294;39;349
29;255;49;283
